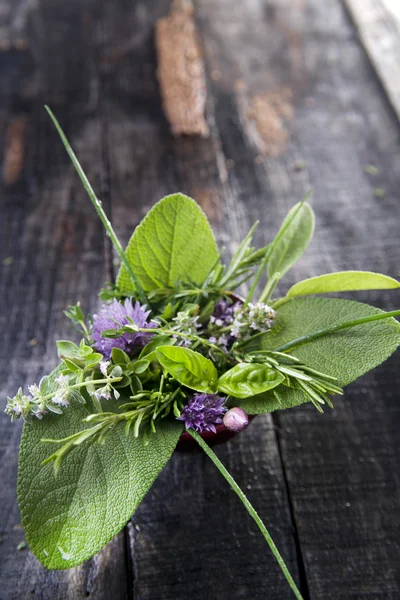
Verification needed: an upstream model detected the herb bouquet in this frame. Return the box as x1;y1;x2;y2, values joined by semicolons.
6;108;400;600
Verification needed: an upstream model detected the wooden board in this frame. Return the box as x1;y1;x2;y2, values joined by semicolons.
344;0;400;123
0;2;129;599
0;0;399;599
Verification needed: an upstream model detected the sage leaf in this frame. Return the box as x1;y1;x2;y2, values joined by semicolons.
156;346;218;393
116;194;219;293
286;271;400;298
267;202;315;280
236;386;307;414
217;363;285;398
241;298;400;408
18;374;182;569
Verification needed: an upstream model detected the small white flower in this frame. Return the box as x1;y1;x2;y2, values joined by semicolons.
218;334;228;347
52;396;70;407
94;386;111;401
28;384;40;397
55;374;69;387
100;360;110;377
34;409;47;419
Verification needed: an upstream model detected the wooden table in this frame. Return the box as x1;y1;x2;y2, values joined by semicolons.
1;1;399;598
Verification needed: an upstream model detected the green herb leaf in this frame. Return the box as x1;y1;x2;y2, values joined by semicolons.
111;348;130;365
17;380;182;569
139;336;176;362
217;363;285;398
56;341;82;361
286;271;400;298
267;202;315;280
131;359;150;374
236;386;307;414
156;346;218;393
116;194;219;293
85;353;103;369
238;297;400;413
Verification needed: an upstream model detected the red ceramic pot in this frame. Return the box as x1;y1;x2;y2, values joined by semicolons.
176;415;255;452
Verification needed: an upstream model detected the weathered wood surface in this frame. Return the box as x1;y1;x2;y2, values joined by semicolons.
0;1;399;599
344;0;400;124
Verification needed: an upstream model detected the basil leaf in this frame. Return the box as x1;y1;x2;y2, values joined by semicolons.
156;346;218;392
243;297;400;387
217;363;285;398
18;374;182;569
116;194;219;293
267;201;315;279
139;336;176;362
286;271;400;298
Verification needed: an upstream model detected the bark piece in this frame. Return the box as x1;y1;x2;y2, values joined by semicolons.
155;0;209;137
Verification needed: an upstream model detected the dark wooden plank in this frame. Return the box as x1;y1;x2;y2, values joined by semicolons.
0;1;129;598
99;1;303;599
192;0;400;598
1;0;400;599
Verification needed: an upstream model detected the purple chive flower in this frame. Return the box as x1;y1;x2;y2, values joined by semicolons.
178;393;227;433
91;298;157;359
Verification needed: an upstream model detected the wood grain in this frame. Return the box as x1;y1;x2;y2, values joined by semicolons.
0;0;399;599
101;2;302;598
344;0;400;123
196;0;400;598
0;1;128;599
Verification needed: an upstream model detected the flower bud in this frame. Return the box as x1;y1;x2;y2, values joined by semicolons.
223;407;249;432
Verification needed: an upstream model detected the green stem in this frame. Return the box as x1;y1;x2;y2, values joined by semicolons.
79;319;91;340
259;272;281;304
45;106;148;305
41;377;122;402
113;326;231;361
189;430;304;600
271;296;290;310
244;247;271;308
274;310;400;353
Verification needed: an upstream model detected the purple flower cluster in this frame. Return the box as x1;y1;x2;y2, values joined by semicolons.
91;299;157;359
210;298;239;327
178;393;227;433
208;298;240;351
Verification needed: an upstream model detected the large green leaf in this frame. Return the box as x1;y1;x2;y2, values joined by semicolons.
156;346;218;393
18;379;182;569
238;297;400;414
237;386;307;415
267;202;315;279
116;194;219;293
286;271;400;298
